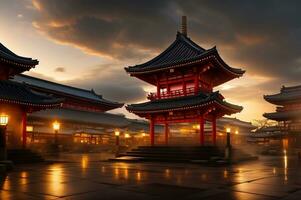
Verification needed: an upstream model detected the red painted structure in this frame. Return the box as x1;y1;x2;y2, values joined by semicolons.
125;17;245;146
0;42;63;149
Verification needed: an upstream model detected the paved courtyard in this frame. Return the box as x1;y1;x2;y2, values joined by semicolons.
1;154;301;199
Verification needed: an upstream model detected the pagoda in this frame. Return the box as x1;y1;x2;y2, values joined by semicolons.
0;42;63;148
125;16;245;146
264;85;301;132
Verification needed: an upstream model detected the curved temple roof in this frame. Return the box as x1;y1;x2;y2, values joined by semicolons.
264;85;301;105
125;32;245;76
0;80;63;109
263;109;301;121
12;74;123;109
0;43;38;68
30;108;130;128
126;91;242;114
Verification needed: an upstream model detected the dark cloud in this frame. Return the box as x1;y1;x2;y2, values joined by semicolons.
54;67;65;72
28;0;301;119
64;64;147;103
31;0;301;82
27;65;147;103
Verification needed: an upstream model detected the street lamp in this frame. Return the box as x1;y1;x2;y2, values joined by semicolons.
0;114;9;160
114;130;120;146
26;126;34;143
225;127;231;159
226;127;231;147
52;121;60;145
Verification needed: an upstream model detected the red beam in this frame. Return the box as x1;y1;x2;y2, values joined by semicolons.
164;122;169;145
150;117;155;146
200;116;204;145
22;112;27;149
212;116;217;145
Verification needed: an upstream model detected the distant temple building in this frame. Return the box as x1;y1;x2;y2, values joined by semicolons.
264;85;301;132
11;74;160;148
125;16;245;146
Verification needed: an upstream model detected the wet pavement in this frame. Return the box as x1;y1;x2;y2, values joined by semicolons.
1;153;301;199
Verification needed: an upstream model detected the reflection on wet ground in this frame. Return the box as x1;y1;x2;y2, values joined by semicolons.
1;153;301;199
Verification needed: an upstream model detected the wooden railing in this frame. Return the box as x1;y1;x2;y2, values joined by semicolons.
147;87;211;100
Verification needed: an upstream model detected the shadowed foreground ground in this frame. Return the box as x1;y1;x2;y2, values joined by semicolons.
0;153;301;199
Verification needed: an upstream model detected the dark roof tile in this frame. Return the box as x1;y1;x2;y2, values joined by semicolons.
0;80;63;107
126;91;242;113
125;32;244;75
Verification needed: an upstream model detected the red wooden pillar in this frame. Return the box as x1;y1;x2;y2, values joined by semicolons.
156;81;161;99
164;122;169;145
212;116;217;145
194;73;199;94
199;116;204;145
22;112;27;149
150;117;155;146
182;74;187;96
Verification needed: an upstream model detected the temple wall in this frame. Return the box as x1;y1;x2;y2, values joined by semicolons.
0;103;25;148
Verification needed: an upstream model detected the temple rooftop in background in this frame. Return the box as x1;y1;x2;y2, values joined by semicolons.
11;74;123;112
264;85;301;105
0;80;63;111
264;84;301;132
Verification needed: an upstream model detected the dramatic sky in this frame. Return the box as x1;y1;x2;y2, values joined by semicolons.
1;0;301;122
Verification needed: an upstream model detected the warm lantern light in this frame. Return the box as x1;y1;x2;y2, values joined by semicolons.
226;127;231;133
52;121;60;131
114;130;120;136
26;126;33;132
141;133;146;137
235;130;239;135
193;124;200;129
125;133;130;138
0;114;9;126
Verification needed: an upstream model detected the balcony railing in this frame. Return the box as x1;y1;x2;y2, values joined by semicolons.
148;87;210;100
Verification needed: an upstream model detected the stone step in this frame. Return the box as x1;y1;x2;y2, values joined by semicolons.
115;145;224;163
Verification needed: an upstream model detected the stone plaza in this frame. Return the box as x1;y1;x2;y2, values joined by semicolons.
1;154;301;200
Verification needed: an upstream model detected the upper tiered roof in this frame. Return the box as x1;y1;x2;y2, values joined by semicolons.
0;43;38;76
264;85;301;105
125;32;244;79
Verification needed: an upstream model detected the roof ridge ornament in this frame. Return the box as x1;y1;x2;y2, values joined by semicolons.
181;16;187;36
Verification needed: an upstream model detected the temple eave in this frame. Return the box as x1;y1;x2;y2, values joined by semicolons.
126;53;244;77
263;110;301;121
126;100;242;116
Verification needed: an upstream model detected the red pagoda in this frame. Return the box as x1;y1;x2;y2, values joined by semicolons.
125;17;245;146
0;42;62;149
